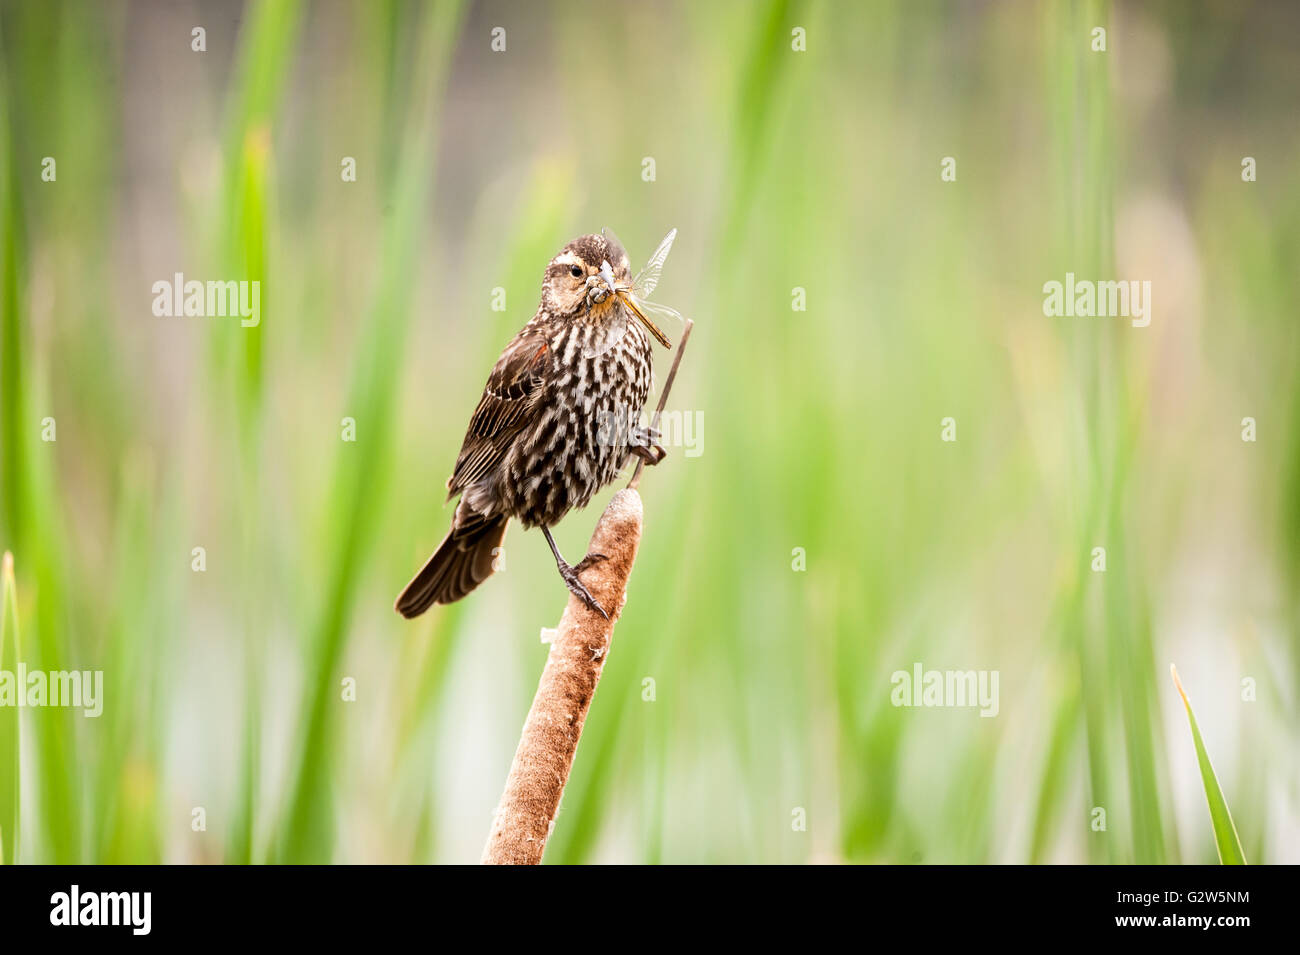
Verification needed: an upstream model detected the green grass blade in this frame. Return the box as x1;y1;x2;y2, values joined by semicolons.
274;0;465;864
1171;666;1246;864
0;552;19;864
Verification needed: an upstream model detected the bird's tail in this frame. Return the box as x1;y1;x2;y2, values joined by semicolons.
394;508;508;619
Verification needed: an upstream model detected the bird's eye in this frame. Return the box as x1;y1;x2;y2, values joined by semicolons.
569;265;584;278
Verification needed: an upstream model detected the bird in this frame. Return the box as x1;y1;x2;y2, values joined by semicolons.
395;232;670;620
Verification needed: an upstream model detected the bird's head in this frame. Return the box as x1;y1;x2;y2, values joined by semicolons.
541;233;632;318
541;232;673;347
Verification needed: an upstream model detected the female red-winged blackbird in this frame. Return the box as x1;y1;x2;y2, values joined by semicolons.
395;233;669;620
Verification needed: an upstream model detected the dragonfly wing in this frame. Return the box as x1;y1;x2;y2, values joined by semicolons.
631;228;677;299
630;296;687;344
581;306;631;358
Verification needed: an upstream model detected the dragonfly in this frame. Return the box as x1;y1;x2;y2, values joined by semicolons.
583;228;688;358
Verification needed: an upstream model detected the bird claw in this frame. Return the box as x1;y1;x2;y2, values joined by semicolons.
573;552;608;573
559;560;608;619
627;424;666;466
632;443;667;465
630;427;667;465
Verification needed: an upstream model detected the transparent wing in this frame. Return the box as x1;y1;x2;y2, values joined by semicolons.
630;228;677;299
629;295;687;344
580;306;630;359
581;297;687;358
601;226;627;259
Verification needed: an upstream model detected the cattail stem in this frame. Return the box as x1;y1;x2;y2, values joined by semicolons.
481;489;643;864
629;318;693;491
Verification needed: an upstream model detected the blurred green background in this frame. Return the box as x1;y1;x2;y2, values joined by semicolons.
1;0;1297;864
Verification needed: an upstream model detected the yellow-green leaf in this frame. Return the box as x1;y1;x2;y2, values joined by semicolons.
1171;665;1246;865
0;552;20;864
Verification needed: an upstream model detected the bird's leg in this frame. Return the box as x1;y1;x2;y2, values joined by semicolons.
542;525;609;619
630;424;667;466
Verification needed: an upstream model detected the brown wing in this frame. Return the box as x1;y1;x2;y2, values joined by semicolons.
446;323;551;499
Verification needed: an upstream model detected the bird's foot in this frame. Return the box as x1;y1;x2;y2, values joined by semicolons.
543;525;609;618
632;443;667;465
559;555;609;619
630;425;667;466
